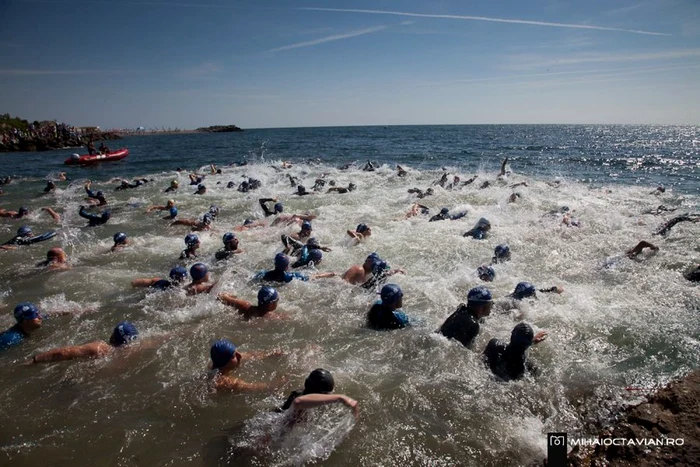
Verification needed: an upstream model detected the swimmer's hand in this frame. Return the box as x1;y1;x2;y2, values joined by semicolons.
534;331;548;344
341;396;359;419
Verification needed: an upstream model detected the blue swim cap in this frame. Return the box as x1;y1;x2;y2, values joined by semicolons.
198;184;205;190
169;266;188;282
274;253;290;271
208;205;219;217
185;233;199;247
222;232;236;244
511;322;534;347
477;265;496;282
243;218;253;226
308;249;323;264
356;223;369;234
274;202;284;213
366;252;381;265
211;339;237;369
190;263;208;281
113;232;127;244
257;286;279;305
513;282;537;300
101;210;112;220
440;207;449;215
494;244;511;260
372;260;389;275
475;218;491;230
17;226;32;237
18;206;29;216
467;286;493;303
14;302;40;322
110;321;138;347
380;284;403;306
202;213;213;225
301;220;312;231
169;206;178;218
306;237;320;249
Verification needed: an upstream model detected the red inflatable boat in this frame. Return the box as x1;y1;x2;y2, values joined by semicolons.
64;148;129;166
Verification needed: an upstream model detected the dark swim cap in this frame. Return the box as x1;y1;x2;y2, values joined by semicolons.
222;232;236;244
512;282;536;300
113;232;127;244
198;184;206;191
274;253;290;271
169;206;178;218
304;368;334;394
380;284;403;306
477;265;496;282
190;263;208;281
185;233;199;247
301;220;312;231
17;226;32;237
211;339;237;369
208;205;219;218
475;218;491;230
494;244;511;261
96;191;104;199
440;207;449;215
356;223;369;234
306;237;321;249
308;249;323;264
467;286;493;303
257;286;279;305
297;185;306;194
510;323;534;347
274;202;284;213
18;206;29;216
110;321;139;347
101;210;112;220
348;183;356;191
14;302;41;322
202;213;213;225
243;218;253;225
169;266;188;282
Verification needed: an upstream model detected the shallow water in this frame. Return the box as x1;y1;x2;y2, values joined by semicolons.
0;125;698;466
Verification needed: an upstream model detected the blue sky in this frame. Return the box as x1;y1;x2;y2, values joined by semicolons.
1;0;699;128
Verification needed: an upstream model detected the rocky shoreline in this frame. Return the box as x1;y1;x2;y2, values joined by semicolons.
567;369;700;466
0;131;121;153
195;124;243;133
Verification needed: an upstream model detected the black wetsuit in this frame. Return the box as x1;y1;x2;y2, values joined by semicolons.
483;339;537;381
437;305;480;348
151;279;177;290
215;247;238;261
259;199;277;217
366;303;409;330
79;206;110;226
360;270;389;290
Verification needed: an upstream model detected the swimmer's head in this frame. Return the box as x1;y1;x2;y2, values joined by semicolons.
190;263;208;282
101;210;111;221
274;202;284;213
274;253;290;271
196;184;206;193
356;223;370;234
348;183;356;191
14;302;42;323
510;323;534;348
365;252;382;269
184;233;200;248
306;237;321;249
210;339;239;369
426;188;434;195
168;206;178;218
17;226;32;237
512;282;536;300
202;213;213;225
170;180;179;188
308;249;323;264
493;244;511;262
96;191;105;200
380;284;403;307
113;232;127;245
467;286;493;303
304;368;334;394
257;286;279;307
166;199;175;208
372;260;389;275
297;185;306;194
243;218;253;226
208;205;219;218
47;247;66;262
301;220;312;232
169;266;188;282
109;321;139;347
477;265;496;282
475;218;491;231
18;206;29;217
222;232;237;245
440;207;449;215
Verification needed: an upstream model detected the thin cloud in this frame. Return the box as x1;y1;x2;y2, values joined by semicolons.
509;48;700;69
300;7;670;36
0;69;109;76
22;0;237;8
268;25;387;52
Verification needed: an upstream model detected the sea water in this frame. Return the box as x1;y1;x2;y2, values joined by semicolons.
0;125;698;466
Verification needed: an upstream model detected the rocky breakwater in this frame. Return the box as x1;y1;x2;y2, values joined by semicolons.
568;369;700;466
196;125;244;133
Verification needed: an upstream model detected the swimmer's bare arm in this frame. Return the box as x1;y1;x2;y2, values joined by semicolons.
534;331;548;344
146;205;166;212
187;281;217;295
291;214;317;222
626;241;659;258
311;272;338;279
42;207;61;222
292;394;359;419
386;268;406;277
215;375;286;392
500;157;509;176
132;278;162;287
538;286;564;294
32;341;111;363
217;293;250;312
342;266;365;284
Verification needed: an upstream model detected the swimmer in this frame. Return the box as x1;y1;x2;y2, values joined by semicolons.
498;157;510;178
482;322;547;382
407;187;434;199
287;174;300;187
210;164;222;175
170;212;212;231
429;207;467;222
626;241;659;259
146;199;176;213
643;205;678;215
233;218;268;232
396;165;407;177
437;286;493;348
78;205;111;226
185;263;217;295
164;179;179;193
215;232;243;260
509;282;564;300
477;265;495;282
347;223;371;243
208;339;286;392
42;207;61;223
366;284;410;330
291;248;323;269
653;214;699;237
189;173;204;185
163;206;178;220
508;193;521;203
0;206;29;219
269;212;317;228
253;253;335;283
131;266;188;290
603;241;659;269
259;198;284;217
479;181;491;189
281;221;313;254
1;302;90;351
38;247;69;270
342;253;404;290
460;175;478;186
405;203;430;219
29;321;142;363
115;178;147;191
293;185;313;196
492;244;511;264
1;225;35;250
327;183;356;194
218;286;284;320
684;265;700;282
43;180;56;193
362;160;377;172
194;184;207;195
84;181;107;206
463;218;491;239
111;232;129;252
434;171;449;188
180;233;200;259
278;369;358;420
